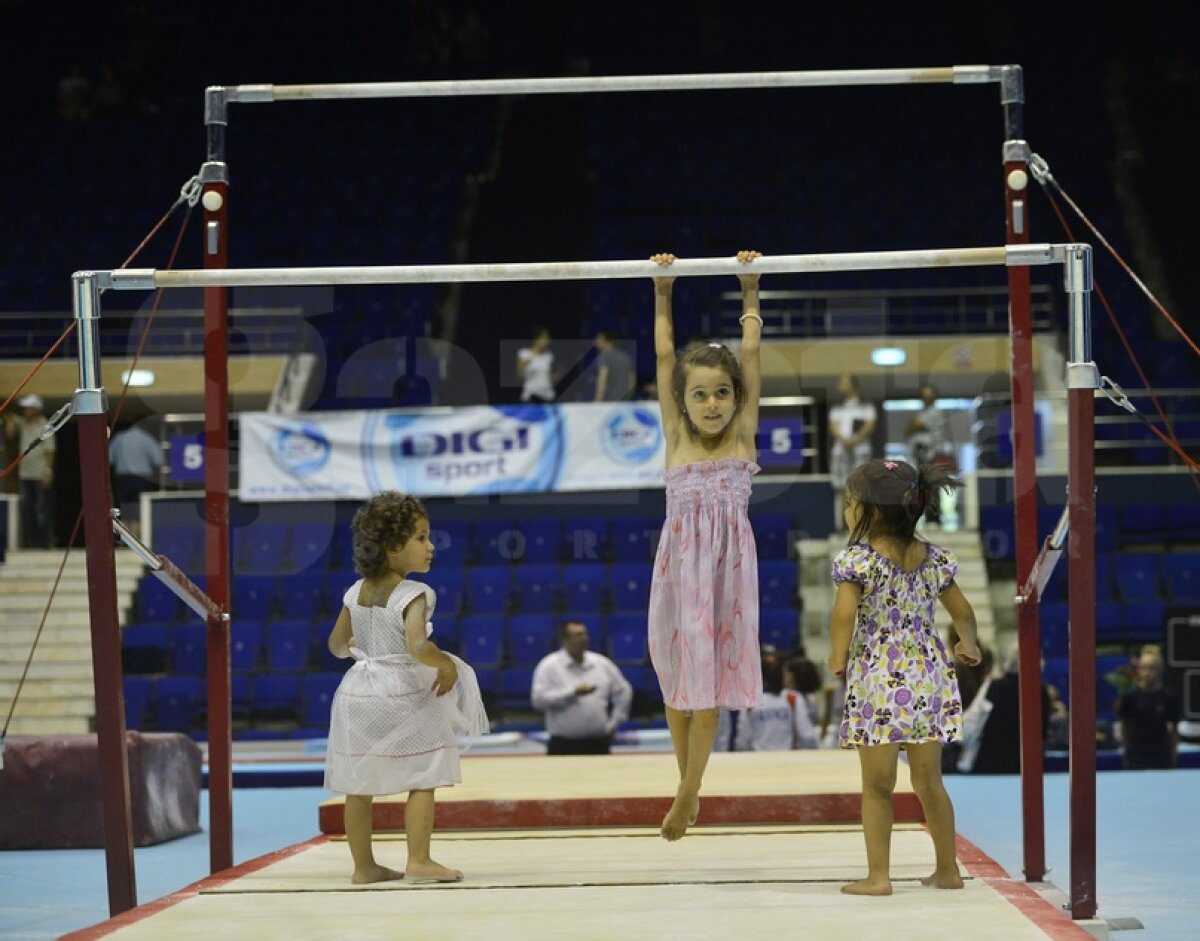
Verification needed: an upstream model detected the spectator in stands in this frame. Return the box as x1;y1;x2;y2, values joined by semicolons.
591;330;637;402
728;648;818;751
828;374;876;531
966;648;1051;775
781;653;823;732
3;394;56;548
109;419;164;539
904;382;957;528
516;326;556;403
1116;645;1179;770
531;620;633;755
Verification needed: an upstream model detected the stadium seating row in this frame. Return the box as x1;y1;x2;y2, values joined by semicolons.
135;558;801;622
149;513;798;574
121;607;805;676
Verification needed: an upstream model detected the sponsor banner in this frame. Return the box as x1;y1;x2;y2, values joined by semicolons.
238;403;667;501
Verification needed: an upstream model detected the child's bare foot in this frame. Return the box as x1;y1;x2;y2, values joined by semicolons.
840;876;893;896
661;788;700;841
405;860;464;883
351;864;404;885
921;868;965;889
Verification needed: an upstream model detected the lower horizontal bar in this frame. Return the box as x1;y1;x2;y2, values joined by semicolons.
100;245;1062;291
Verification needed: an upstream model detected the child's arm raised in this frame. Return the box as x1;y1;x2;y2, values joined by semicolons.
403;594;458;695
734;249;763;443
940;582;981;666
327;607;354;659
826;581;861;678
651;253;681;442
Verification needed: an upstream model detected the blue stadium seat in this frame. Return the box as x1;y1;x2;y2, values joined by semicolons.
289;522;336;572
230;621;265;673
1119;505;1167;548
759;559;798;610
154;676;204;731
232;575;277;622
123;675;155;729
1115;555;1163;603
121;624;169;674
277;571;329;619
507;614;557;665
562;563;609;611
1162;552;1200;603
512;564;561;614
300;672;345;728
607;612;648;663
563;518;611;564
431;521;471;567
497;666;536;711
251;674;301;719
231;674;252;721
753;513;792;560
154;525;204;572
610;516;658;563
520;518;563;564
1122;601;1166;641
622;664;662;703
417;568;466;616
475;520;521;566
759;608;800;651
1040;602;1070;656
468;566;512;614
235;522;291;574
1096;600;1124;642
609;563;651;611
138;576;191;623
267;619;311;672
458;616;506;666
170;624;208;675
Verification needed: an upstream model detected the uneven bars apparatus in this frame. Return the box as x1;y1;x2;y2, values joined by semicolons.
72;241;1096;915
85;62;1072;916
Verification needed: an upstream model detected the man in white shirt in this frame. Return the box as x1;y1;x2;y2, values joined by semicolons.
828;373;876;530
531;620;633;755
3;394;56;547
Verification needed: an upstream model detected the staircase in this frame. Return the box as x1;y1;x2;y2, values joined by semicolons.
0;548;145;735
798;525;999;664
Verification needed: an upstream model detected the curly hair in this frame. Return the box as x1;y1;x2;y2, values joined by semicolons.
670;341;744;433
844;458;961;547
350;491;428;577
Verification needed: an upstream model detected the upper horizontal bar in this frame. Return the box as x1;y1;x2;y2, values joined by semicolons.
224;66;1000;103
98;245;1067;291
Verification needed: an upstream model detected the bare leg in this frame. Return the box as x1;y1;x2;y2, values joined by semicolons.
661;706;718;841
404;789;462;882
842;744;898;895
344;795;403;884
906;742;965;888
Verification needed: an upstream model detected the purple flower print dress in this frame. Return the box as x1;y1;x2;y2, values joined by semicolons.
831;543;962;748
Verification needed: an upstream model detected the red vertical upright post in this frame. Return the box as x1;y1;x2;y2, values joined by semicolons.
73;271;138;913
1001;88;1046;877
202;174;233;874
1063;247;1098;919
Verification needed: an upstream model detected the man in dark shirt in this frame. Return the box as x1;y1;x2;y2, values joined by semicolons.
1116;649;1179;770
970;650;1051;775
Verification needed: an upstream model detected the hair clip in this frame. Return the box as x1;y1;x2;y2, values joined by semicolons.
883;461;898;471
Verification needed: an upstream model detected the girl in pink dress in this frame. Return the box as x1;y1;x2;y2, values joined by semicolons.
647;250;765;841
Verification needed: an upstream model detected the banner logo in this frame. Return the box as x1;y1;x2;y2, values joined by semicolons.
271;421;331;477
602;406;661;465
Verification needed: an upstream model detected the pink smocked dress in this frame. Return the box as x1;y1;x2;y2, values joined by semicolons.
648;459;762;710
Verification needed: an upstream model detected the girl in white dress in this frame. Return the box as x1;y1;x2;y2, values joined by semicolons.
325;492;488;884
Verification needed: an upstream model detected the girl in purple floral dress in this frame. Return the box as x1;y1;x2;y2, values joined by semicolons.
827;459;981;897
